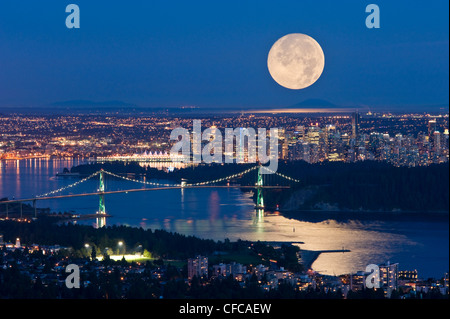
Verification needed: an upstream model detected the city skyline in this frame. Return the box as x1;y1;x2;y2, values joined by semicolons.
1;110;448;166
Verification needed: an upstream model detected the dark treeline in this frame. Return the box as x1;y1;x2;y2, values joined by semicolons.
0;218;304;275
70;161;258;184
0;219;298;268
71;161;147;176
267;161;449;212
0;218;223;259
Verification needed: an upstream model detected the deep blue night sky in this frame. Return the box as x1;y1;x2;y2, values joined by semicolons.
0;0;448;110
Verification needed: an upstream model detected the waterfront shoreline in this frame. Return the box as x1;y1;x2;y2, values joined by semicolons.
298;249;351;271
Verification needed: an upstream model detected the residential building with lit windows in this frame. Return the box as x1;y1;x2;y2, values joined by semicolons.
379;262;399;297
187;255;208;280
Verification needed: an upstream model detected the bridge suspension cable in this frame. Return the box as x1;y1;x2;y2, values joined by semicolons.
259;166;301;183
186;166;259;186
102;170;181;187
35;171;101;198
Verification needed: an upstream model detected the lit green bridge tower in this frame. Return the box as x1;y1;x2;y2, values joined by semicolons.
97;169;106;228
98;169;106;214
255;166;264;210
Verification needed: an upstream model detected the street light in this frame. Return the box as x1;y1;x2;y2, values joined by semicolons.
118;241;125;256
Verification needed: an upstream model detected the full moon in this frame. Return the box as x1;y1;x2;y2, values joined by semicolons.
267;33;325;90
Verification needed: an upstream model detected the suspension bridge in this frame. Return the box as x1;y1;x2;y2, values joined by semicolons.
0;165;300;223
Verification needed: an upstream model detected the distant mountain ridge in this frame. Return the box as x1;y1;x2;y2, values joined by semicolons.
48;100;137;108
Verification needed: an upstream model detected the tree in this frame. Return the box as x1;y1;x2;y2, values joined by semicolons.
143;249;152;259
102;253;112;266
91;246;97;261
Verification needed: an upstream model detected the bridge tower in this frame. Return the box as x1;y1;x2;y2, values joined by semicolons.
255;166;264;210
96;169;106;228
98;169;106;214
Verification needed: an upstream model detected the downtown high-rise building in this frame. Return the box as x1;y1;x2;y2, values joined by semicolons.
428;119;437;140
434;131;441;156
351;111;360;139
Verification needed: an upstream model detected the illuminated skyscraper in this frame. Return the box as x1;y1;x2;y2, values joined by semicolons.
325;125;342;161
238;127;245;163
428;119;437;139
302;142;310;163
351;111;360;139
434;131;441;156
295;125;305;140
307;125;320;145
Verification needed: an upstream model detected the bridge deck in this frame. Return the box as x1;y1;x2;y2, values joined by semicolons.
1;185;290;204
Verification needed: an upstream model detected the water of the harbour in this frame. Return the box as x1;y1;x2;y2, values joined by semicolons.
0;158;448;279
